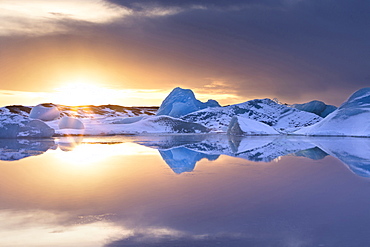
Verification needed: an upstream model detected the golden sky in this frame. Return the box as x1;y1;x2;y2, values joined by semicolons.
0;0;368;106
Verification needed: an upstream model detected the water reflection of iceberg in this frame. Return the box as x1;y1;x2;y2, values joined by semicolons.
293;147;328;160
57;136;84;151
137;135;330;173
135;135;370;178
228;136;323;162
1;134;370;178
0;139;56;161
312;137;370;177
159;148;219;174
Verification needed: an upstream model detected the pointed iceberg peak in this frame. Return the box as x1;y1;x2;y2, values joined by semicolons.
340;87;370;109
156;87;220;118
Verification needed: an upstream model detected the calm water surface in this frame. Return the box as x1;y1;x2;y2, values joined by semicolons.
1;134;370;247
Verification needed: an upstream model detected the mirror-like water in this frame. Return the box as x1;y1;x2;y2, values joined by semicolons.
1;134;370;247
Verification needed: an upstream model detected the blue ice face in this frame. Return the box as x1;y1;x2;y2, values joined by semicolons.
156;87;220;118
291;100;337;118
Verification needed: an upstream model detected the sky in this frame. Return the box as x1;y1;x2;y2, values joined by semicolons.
0;0;369;107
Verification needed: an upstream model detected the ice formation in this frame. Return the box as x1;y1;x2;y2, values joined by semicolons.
52;115;209;136
0;114;55;138
156;87;220;118
291;100;337;118
294;88;370;137
182;98;322;133
29;104;60;121
2;87;370;138
112;116;144;124
58;117;85;129
227;116;280;136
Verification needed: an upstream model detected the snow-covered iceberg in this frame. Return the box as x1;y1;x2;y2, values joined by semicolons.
182;98;322;133
51;115;210;136
294;88;370;137
58;117;85;129
227;116;280;136
156;87;220;118
111;116;144;124
0;104;158;120
0;114;55;138
29;103;60;121
291;100;337;118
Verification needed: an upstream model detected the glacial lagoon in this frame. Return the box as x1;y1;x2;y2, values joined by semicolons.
1;134;370;247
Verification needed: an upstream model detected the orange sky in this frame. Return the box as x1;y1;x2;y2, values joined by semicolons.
1;0;368;107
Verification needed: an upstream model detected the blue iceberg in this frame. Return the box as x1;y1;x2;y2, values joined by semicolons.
156;87;220;118
0;114;55;138
291;100;337;118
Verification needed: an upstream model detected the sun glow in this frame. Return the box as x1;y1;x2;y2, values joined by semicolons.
53;80;122;106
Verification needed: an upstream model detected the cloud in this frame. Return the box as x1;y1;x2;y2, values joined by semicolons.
105;232;251;247
104;0;370;104
107;0;283;10
0;0;129;36
0;0;369;106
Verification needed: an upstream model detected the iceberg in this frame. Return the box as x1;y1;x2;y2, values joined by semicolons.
53;115;210;136
156;87;220;118
182;98;322;133
29;103;60;121
58;117;85;129
294;88;370;137
1;105;32;117
227;116;280;136
111;116;144;124
0;114;55;138
291;100;337;118
130;116;210;134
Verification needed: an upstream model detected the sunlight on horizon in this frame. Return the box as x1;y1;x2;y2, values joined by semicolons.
0;78;245;107
53;80;122;106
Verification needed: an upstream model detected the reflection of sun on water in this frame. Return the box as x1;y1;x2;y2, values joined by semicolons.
55;142;158;167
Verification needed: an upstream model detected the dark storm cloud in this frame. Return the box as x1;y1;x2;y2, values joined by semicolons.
102;0;370;104
106;0;281;10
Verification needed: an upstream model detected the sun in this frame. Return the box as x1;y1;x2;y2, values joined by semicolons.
53;79;121;106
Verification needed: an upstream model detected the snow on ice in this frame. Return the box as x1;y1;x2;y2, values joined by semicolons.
227;116;280;136
294;88;370;137
29;103;60;121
